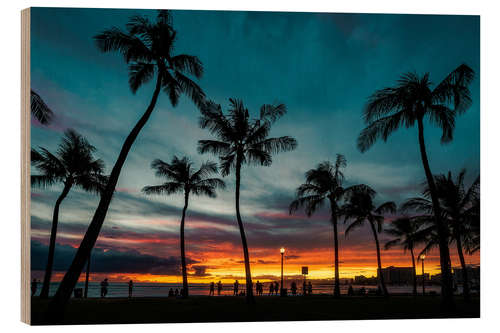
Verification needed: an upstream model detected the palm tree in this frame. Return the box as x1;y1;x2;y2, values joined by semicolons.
384;217;427;296
289;155;371;297
198;98;297;303
357;64;475;307
403;170;480;301
342;189;396;297
48;10;204;319
31;90;53;124
142;156;225;297
31;129;107;299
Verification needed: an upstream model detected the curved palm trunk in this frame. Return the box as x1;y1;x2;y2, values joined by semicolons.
369;221;389;297
329;200;341;297
235;156;254;304
180;192;189;298
46;75;163;323
84;253;91;298
410;247;417;296
455;231;470;301
417;117;454;309
40;181;72;299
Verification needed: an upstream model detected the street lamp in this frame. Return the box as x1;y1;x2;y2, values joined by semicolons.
280;247;285;296
420;254;426;296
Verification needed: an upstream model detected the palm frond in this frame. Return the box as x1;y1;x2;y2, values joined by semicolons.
128;62;155;93
171;54;203;78
142;182;183;195
31;90;53;124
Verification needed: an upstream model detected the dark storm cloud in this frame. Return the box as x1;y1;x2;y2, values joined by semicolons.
31;240;199;275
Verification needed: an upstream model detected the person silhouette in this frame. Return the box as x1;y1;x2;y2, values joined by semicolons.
217;281;222;295
100;278;109;298
209;281;215;296
269;282;274;296
307;281;312;295
274;281;279;295
175;288;179;297
302;280;307;295
128;280;133;298
168;288;174;297
233;280;239;295
348;284;354;296
31;278;38;297
291;281;297;295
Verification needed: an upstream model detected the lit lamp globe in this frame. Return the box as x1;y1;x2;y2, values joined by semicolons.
280;247;285;254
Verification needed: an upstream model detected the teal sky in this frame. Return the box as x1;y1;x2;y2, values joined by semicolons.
29;8;480;279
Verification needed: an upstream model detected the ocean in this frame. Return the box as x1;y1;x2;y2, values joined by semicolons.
36;281;443;298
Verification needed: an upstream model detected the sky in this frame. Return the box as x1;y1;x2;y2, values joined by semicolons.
30;7;480;284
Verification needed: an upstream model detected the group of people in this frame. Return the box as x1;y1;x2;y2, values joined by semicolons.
208;280;314;296
100;278;134;298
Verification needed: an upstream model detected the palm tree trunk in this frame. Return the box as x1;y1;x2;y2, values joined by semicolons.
329;200;340;298
46;75;163;323
40;181;72;299
416;116;454;309
455;231;470;301
235;154;254;304
369;221;389;297
180;192;189;298
84;252;91;298
410;247;417;296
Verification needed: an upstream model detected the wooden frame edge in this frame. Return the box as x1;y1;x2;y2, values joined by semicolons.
21;7;31;325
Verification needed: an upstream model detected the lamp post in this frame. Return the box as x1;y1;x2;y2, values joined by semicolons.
280;247;285;296
420;254;426;296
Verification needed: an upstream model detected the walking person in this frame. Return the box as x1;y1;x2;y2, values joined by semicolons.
217;281;223;295
128;280;133;298
31;278;38;297
100;278;109;298
274;281;279;295
209;281;215;296
233;280;239;295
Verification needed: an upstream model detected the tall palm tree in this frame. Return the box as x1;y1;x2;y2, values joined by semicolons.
289;155;371;297
342;189;396;297
357;64;475;307
31;129;107;299
198;98;297;303
142;156;225;297
384;217;426;296
31;90;53;125
48;10;204;319
403;170;480;301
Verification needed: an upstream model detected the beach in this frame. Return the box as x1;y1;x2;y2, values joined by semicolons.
31;295;479;325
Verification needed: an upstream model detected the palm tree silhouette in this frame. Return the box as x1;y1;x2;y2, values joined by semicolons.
31;90;53;125
357;64;474;307
402;170;480;301
384;217;427;296
142;156;225;297
198;98;297;303
48;10;205;319
289;155;370;297
31;129;107;299
342;189;396;297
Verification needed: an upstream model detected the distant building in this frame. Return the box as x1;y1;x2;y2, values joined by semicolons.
453;265;480;287
416;273;430;284
378;266;415;285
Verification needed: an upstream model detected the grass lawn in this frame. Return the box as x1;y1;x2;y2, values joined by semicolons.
31;295;479;325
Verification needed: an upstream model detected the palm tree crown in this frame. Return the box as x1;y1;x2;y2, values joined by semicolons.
94;10;205;106
198;98;298;175
143;156;226;198
357;64;474;152
31;129;107;193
